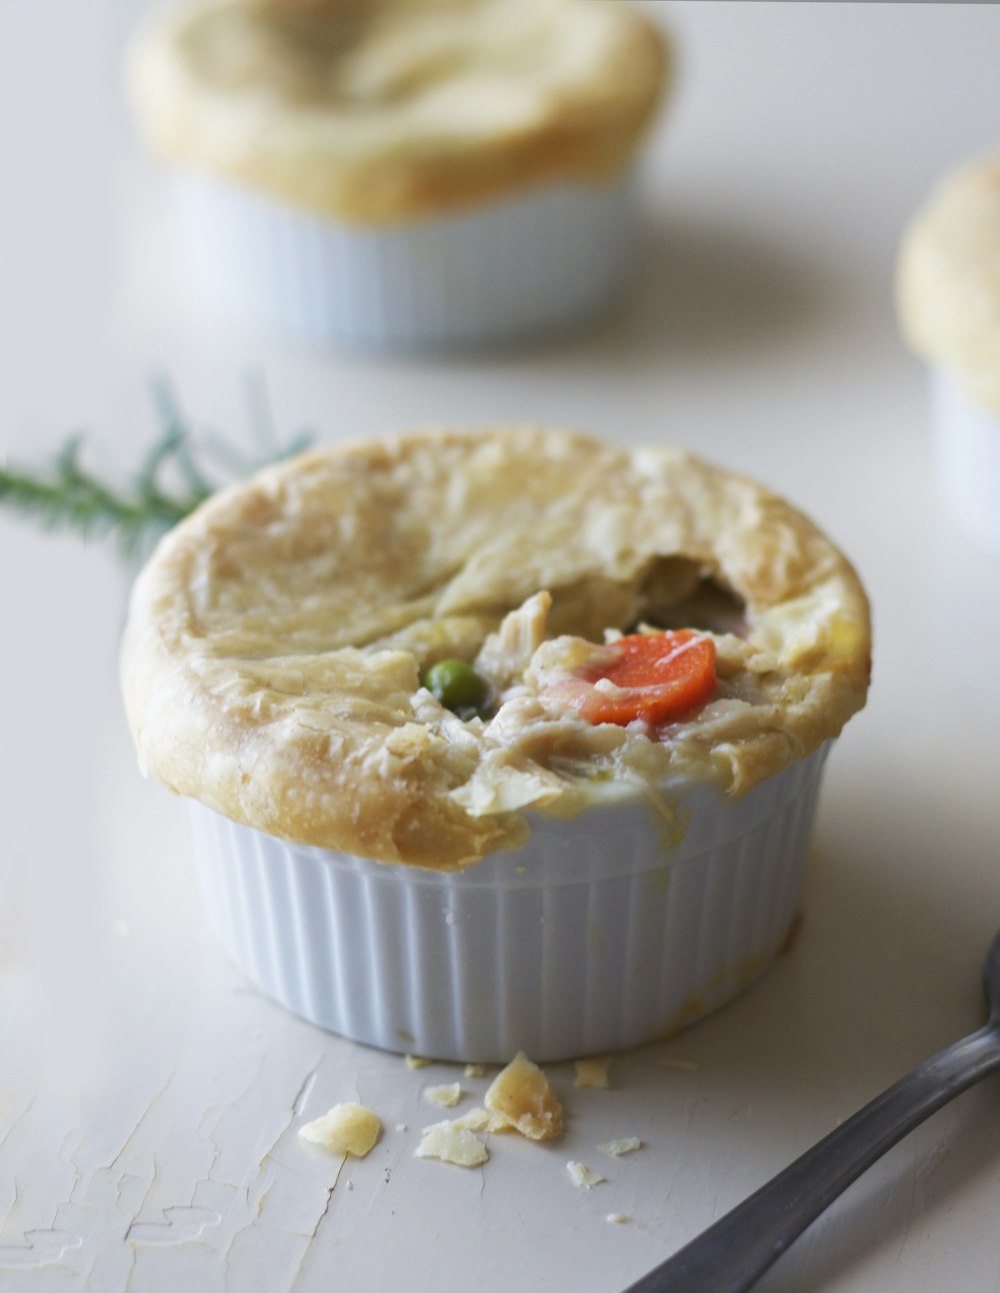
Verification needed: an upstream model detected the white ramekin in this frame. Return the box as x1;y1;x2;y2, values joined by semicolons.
189;744;830;1063
170;173;635;351
930;367;1000;559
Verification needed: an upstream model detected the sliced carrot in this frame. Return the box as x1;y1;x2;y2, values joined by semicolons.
544;631;717;728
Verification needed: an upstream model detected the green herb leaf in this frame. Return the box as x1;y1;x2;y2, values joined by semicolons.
0;378;314;561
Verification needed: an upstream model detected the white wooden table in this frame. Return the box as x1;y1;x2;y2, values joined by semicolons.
3;4;1000;1290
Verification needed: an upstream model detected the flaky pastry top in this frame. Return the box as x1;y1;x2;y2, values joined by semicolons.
121;428;871;871
897;156;1000;416
126;0;669;224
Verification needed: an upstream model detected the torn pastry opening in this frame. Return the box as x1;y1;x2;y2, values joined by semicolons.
634;555;747;637
417;556;745;730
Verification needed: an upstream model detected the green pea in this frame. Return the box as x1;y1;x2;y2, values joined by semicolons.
423;658;488;716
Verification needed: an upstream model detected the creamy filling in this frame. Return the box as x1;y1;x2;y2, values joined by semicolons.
403;579;784;819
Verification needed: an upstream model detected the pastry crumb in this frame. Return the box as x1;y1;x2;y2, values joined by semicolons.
465;1063;488;1078
416;1120;489;1168
450;1107;492;1132
574;1055;613;1089
485;1051;563;1141
299;1103;382;1158
405;1054;432;1069
395;1123;408;1133
599;1137;642;1157
606;1213;629;1225
424;1082;462;1108
567;1161;606;1188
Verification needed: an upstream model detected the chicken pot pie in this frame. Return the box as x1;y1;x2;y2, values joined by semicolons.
121;427;871;873
897;156;1000;419
125;0;670;347
897;155;1000;556
126;0;668;225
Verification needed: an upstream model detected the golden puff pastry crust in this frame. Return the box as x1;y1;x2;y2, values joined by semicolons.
897;156;1000;416
121;428;870;871
125;0;669;225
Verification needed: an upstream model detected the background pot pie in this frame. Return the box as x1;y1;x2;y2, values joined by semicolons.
121;427;871;1060
897;155;1000;557
126;0;670;348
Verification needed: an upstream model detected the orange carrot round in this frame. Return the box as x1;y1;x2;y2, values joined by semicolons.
545;631;717;727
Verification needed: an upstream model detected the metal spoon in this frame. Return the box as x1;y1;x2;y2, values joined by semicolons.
624;928;1000;1293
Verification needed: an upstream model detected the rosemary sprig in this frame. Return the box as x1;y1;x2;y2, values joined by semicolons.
0;380;313;561
0;437;196;559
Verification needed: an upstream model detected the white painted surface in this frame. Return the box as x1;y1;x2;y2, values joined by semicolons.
3;3;1000;1291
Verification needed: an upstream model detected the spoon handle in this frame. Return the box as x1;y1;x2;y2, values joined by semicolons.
625;1022;1000;1293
